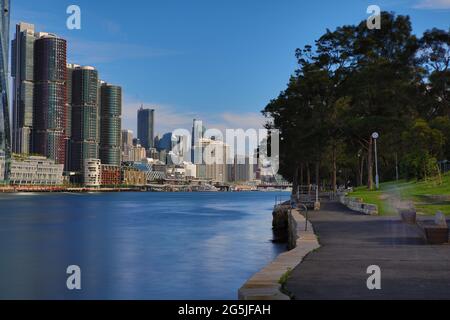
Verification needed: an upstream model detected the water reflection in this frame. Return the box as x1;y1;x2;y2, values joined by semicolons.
0;192;286;299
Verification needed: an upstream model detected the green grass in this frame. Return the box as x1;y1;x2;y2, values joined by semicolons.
349;173;450;216
350;187;397;216
278;268;294;299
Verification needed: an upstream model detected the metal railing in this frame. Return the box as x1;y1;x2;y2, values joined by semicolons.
296;203;309;231
274;195;290;208
439;160;450;174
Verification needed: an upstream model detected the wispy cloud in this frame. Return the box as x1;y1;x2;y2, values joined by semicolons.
414;0;450;9
10;7;56;32
68;38;180;65
122;97;267;137
100;19;123;35
122;97;196;135
219;112;266;130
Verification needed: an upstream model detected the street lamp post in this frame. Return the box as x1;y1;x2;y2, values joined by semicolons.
372;132;380;190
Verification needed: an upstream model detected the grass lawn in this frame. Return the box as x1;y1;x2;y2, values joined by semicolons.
349;173;450;216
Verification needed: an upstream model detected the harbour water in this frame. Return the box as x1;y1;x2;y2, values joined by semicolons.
0;192;286;299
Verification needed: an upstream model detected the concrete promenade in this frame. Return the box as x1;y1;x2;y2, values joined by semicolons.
239;209;320;300
286;201;450;300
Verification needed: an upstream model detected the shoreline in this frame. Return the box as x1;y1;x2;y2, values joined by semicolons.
0;186;145;193
0;186;291;194
238;204;320;300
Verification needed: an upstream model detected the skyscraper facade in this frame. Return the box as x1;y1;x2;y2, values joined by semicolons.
66;63;80;140
121;129;133;161
192;119;204;164
157;132;173;152
0;0;11;182
99;82;122;166
137;106;154;150
69;66;99;172
33;33;68;165
11;22;36;155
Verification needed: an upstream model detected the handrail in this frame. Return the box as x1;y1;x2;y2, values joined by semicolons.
274;195;290;208
297;203;309;231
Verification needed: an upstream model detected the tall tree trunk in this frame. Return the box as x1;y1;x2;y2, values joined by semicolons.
300;163;304;187
367;137;374;190
332;145;337;192
359;155;365;187
315;162;320;187
395;153;399;181
306;163;311;186
292;166;299;199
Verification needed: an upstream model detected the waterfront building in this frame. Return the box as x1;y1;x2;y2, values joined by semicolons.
166;165;186;180
100;164;121;186
137;106;155;150
99;82;122;166
83;158;101;187
9;155;64;186
131;161;166;183
0;0;11;182
33;33;67;165
196;164;207;179
11;22;36;155
0;152;5;181
69;66;99;172
121;164;146;186
198;138;229;183
147;170;166;182
229;155;254;182
184;162;197;179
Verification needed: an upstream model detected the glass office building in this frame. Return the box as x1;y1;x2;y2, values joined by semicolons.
0;0;11;182
137;106;155;150
69;66;99;172
99;82;122;166
11;23;36;155
33;34;68;165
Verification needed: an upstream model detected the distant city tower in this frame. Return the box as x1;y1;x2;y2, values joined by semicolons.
137;106;155;150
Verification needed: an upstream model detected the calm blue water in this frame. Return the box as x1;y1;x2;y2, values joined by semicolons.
0;192;286;300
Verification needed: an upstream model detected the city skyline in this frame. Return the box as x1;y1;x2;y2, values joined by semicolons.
9;0;450;134
0;0;449;303
8;20;124;182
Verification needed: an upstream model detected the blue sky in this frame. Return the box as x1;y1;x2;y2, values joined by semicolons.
10;0;450;135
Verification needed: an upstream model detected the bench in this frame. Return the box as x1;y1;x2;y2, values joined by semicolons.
417;212;449;245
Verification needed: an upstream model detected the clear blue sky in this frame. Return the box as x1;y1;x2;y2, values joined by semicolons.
10;0;450;134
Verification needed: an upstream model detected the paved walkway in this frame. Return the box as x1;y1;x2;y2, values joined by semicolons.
286;201;450;300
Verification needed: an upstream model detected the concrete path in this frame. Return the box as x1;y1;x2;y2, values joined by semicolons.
286;201;450;300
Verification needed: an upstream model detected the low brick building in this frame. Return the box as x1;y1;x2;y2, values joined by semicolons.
100;164;121;186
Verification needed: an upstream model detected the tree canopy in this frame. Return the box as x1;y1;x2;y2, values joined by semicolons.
263;12;450;192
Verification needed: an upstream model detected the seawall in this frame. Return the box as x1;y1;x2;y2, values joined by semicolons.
238;205;320;300
339;195;379;216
